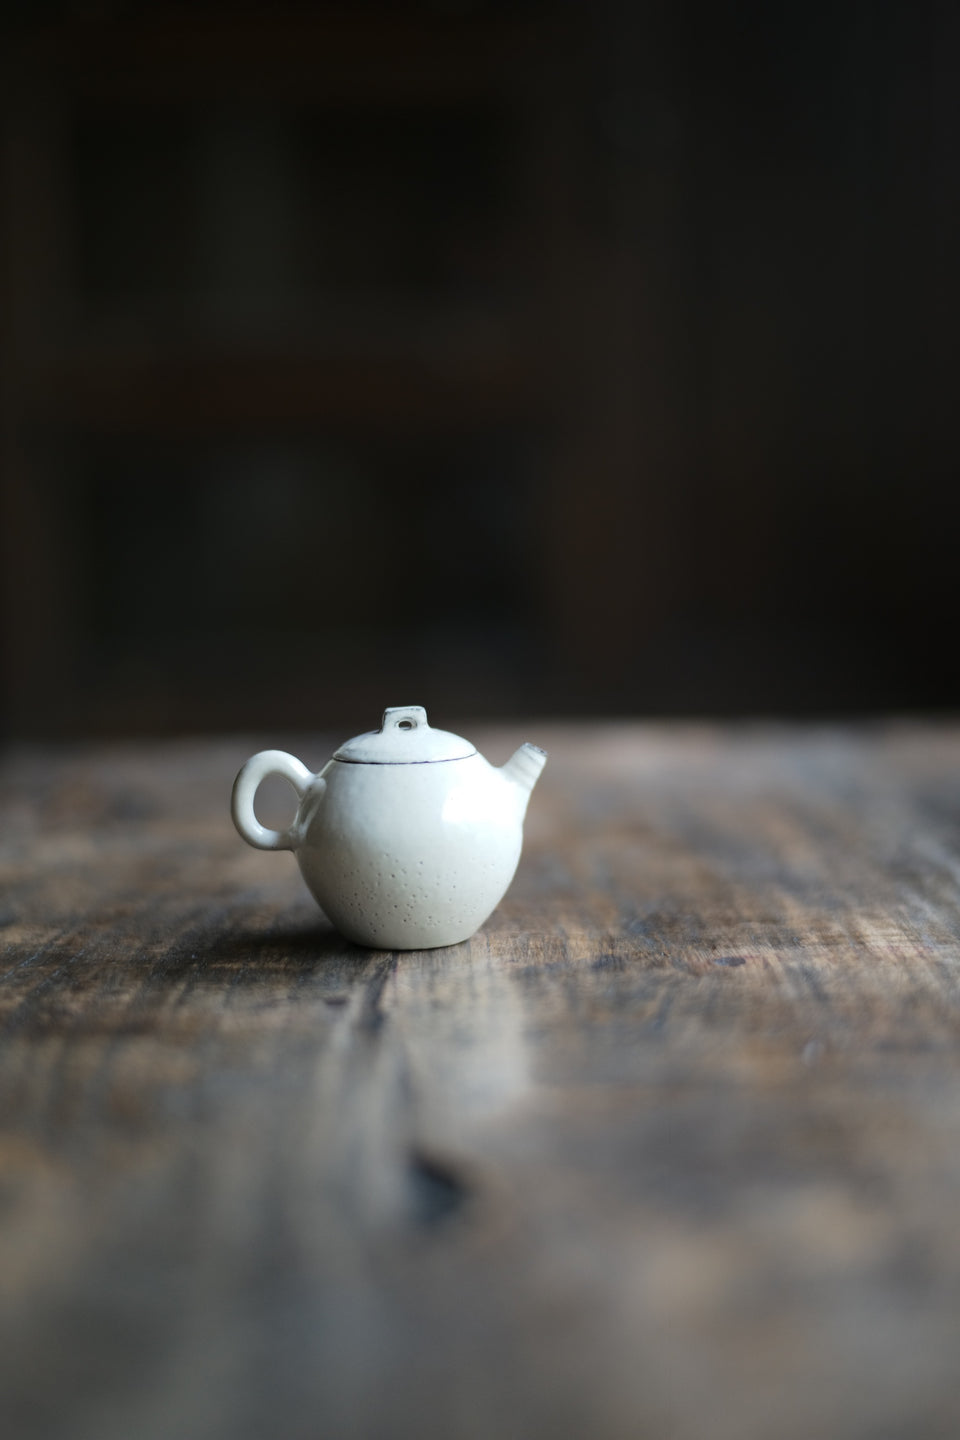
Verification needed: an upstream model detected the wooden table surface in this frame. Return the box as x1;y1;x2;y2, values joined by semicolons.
3;723;960;1440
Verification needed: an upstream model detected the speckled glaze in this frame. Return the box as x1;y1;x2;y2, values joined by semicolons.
231;706;547;950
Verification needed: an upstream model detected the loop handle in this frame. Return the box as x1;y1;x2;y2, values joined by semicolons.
231;750;314;851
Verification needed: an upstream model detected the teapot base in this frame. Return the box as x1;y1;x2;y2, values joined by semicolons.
331;920;479;952
314;903;493;952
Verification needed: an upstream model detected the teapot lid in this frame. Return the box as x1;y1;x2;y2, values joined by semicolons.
333;706;476;764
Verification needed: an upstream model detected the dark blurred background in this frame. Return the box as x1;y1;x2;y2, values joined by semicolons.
2;0;958;738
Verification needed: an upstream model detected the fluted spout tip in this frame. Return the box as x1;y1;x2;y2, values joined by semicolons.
500;742;548;798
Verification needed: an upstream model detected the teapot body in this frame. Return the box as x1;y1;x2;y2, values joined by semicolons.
297;754;522;949
231;708;546;951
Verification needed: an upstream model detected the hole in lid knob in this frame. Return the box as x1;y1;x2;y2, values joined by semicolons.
397;719;415;730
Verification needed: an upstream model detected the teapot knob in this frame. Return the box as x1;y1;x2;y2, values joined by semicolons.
380;705;428;733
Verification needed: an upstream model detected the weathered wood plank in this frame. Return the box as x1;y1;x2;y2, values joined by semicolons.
2;725;960;1440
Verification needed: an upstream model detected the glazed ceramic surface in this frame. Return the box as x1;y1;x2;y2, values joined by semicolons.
231;706;547;950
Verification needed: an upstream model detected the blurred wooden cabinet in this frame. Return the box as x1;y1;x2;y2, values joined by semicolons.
10;4;947;732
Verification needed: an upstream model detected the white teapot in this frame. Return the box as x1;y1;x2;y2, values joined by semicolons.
231;706;547;950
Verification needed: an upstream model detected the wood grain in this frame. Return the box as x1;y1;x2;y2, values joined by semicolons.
2;724;960;1440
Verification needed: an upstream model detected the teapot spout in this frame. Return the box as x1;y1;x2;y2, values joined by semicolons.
500;743;547;810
